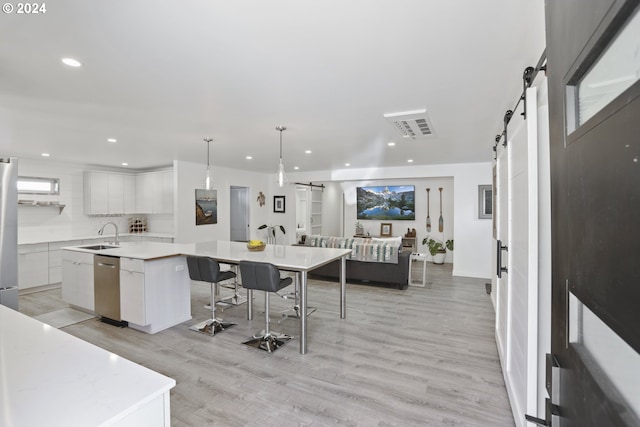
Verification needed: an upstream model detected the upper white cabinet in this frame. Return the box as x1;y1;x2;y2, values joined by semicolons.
84;170;173;215
136;170;173;214
84;171;136;215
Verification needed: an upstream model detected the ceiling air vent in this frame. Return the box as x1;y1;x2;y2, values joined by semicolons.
383;109;436;140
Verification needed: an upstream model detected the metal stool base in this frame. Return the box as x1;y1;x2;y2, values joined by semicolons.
243;332;292;353
189;318;235;336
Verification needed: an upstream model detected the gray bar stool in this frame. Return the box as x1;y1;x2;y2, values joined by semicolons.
239;260;293;353
187;256;236;336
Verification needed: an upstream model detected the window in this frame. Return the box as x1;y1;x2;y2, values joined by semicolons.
478;185;492;219
570;7;640;131
17;176;60;195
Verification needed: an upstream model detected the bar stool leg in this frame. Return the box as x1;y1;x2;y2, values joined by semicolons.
220;265;247;306
243;291;292;353
190;281;235;336
279;272;315;323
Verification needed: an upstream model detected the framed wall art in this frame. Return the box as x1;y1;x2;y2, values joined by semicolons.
274;195;285;213
195;189;217;225
380;222;393;237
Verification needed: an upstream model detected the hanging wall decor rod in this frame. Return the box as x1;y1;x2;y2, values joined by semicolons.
295;182;325;191
493;49;547;154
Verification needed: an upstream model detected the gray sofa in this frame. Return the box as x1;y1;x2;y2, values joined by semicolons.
308;250;411;290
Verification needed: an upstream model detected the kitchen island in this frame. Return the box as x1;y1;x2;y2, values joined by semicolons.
62;241;193;334
0;304;175;427
62;241;351;354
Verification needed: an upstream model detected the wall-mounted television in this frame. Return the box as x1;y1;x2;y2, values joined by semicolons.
356;185;415;220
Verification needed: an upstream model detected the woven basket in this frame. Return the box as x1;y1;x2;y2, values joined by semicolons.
247;243;266;252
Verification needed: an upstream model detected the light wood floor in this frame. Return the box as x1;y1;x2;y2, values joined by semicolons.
18;263;514;427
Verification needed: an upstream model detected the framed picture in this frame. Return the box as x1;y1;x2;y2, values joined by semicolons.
380;222;392;237
195;189;217;225
274;195;285;213
478;185;493;219
356;185;415;220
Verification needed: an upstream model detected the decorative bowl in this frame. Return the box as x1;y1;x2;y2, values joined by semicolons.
247;242;266;252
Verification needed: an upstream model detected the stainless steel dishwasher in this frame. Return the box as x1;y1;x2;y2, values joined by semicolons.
94;255;124;325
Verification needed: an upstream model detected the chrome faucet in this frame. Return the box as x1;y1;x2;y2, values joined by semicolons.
98;222;119;245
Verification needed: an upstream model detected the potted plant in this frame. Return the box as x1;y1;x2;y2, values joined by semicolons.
422;236;453;264
258;224;286;244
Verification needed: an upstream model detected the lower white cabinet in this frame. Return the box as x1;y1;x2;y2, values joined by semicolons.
120;258;147;326
120;256;190;334
61;251;95;311
18;243;49;289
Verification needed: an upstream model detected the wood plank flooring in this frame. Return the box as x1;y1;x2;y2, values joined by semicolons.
18;263;514;426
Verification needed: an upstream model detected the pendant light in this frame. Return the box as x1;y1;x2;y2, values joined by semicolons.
203;138;213;190
275;125;287;187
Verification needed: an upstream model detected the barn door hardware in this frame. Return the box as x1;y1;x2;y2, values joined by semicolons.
496;239;508;278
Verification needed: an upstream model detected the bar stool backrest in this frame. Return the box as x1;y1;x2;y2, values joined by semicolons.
187;256;222;283
239;261;287;292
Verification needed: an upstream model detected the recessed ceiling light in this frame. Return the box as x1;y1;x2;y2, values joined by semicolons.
246;156;253;160
345;163;351;167
107;138;117;143
407;159;414;163
41;153;50;157
61;57;82;67
294;166;300;170
387;142;396;146
121;162;129;166
305;150;312;154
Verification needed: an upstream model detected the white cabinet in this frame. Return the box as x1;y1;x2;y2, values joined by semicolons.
123;174;136;214
135;170;174;214
135;173;154;214
62;251;95;311
107;173;124;214
18;243;49;289
84;171;136;215
161;170;174;214
120;258;147;326
120;256;190;334
48;240;82;285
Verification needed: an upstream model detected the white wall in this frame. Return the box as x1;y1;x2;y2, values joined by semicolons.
173;160;296;244
290;161;493;278
329;177;455;263
17;158;129;243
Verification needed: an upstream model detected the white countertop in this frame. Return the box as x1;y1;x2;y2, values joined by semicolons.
63;241;187;260
63;240;351;269
19;232;174;246
0;305;175;427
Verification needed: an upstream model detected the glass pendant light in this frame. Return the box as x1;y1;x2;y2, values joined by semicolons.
204;138;213;190
276;125;287;187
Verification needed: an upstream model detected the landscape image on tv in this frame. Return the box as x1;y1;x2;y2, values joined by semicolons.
357;185;415;220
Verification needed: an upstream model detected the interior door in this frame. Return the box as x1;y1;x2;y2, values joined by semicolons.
230;186;249;242
495;136;509;371
546;1;640;425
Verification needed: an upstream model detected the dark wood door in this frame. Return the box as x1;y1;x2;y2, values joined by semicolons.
546;1;640;426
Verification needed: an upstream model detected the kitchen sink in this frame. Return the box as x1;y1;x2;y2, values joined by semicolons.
80;244;119;251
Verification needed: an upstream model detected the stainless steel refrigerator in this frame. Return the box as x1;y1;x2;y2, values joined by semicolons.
0;157;18;310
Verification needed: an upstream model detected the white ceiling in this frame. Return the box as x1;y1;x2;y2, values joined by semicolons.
0;0;546;174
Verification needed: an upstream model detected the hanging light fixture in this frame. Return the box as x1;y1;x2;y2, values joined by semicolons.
203;138;213;190
275;125;287;187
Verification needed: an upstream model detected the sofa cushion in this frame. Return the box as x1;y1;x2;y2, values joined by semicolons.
304;235;400;264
